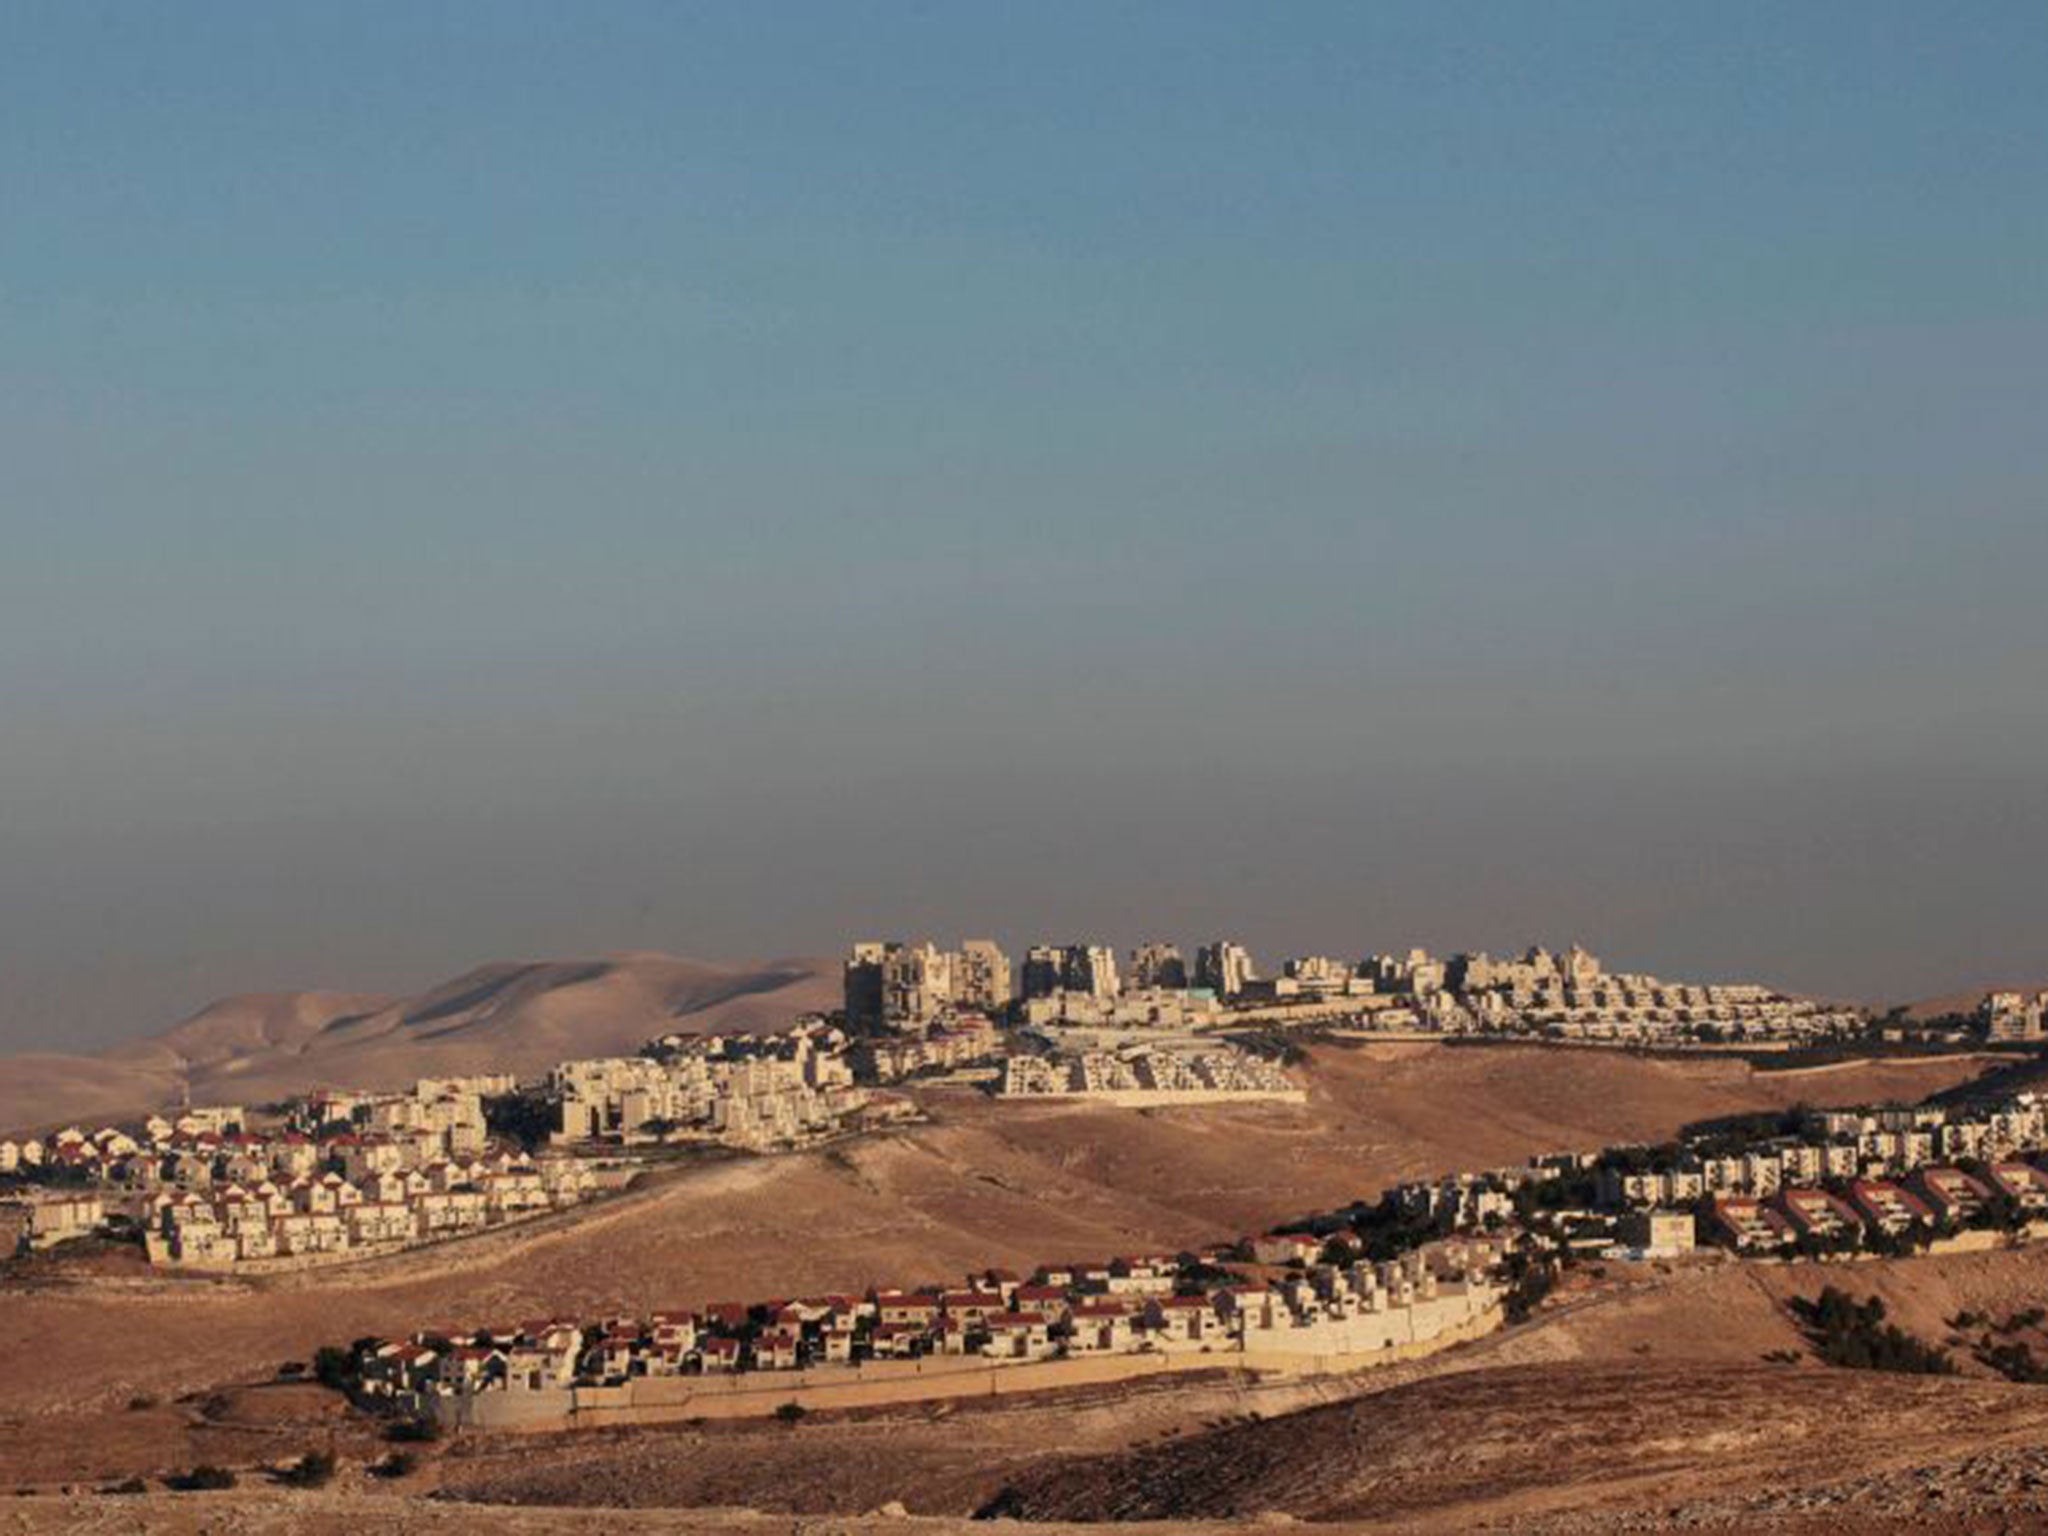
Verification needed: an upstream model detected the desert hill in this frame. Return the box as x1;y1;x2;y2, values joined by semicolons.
1902;980;2047;1021
961;1244;2048;1527
975;1356;2048;1527
0;1042;2024;1521
0;1046;1994;1425
0;952;837;1134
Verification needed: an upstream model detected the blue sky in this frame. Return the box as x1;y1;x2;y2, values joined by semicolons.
3;3;2046;1044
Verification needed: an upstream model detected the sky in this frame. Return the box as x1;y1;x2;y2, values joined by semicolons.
3;3;2046;1049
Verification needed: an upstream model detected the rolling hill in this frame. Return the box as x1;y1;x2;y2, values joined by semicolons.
0;951;837;1134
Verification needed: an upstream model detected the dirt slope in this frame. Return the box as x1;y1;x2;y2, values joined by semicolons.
0;952;837;1133
0;1044;1997;1476
978;1358;2048;1526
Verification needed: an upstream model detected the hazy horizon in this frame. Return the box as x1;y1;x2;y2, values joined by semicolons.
5;4;2046;1051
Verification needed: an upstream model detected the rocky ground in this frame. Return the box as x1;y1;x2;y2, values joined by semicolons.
2;1045;2039;1530
1515;1445;2048;1532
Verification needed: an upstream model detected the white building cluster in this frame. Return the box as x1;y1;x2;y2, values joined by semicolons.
843;940;1011;1029
0;1080;602;1269
1364;1089;2048;1266
356;1237;1500;1419
145;1150;595;1269
1981;990;2048;1042
555;1023;869;1151
843;937;1864;1047
998;1042;1299;1102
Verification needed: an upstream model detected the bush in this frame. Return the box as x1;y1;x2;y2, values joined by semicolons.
100;1477;148;1495
1979;1339;2048;1384
168;1465;237;1491
371;1451;417;1480
279;1450;335;1489
384;1413;441;1443
312;1345;354;1391
126;1394;157;1411
1790;1287;1954;1376
773;1401;807;1423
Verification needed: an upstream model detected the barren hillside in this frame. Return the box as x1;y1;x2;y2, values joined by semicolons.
977;1357;2048;1527
0;952;837;1133
0;1041;2001;1493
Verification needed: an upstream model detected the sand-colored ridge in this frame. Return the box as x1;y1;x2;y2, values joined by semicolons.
0;952;838;1133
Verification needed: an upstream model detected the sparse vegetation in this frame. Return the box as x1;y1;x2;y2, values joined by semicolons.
385;1414;442;1443
167;1464;237;1491
1978;1338;2048;1384
1502;1249;1557;1324
484;1090;560;1153
278;1450;335;1488
371;1451;418;1479
1790;1287;1955;1375
312;1344;355;1391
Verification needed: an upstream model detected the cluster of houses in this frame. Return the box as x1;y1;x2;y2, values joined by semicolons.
848;1013;1004;1083
997;1042;1300;1102
145;1149;597;1268
1371;1092;2048;1264
354;1237;1504;1410
0;1081;602;1269
1407;947;1865;1045
1703;1162;2048;1253
1;1103;248;1182
846;936;1871;1048
553;1022;874;1150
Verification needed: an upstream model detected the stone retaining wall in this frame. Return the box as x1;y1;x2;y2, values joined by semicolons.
436;1303;1504;1432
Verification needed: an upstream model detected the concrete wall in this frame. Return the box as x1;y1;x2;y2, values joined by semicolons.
437;1303;1504;1433
997;1088;1307;1108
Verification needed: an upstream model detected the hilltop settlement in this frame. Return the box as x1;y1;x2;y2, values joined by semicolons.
333;1077;2048;1430
1;938;2037;1283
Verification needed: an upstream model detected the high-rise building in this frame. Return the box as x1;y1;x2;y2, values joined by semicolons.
844;940;973;1028
955;939;1012;1011
1282;955;1355;993
1129;942;1188;991
1023;942;1121;999
1022;946;1066;1000
883;942;954;1027
844;942;889;1027
1982;991;2048;1043
1063;945;1120;1000
1369;947;1445;998
1194;941;1255;998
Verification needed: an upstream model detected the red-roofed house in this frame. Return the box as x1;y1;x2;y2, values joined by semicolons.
1909;1167;1992;1225
1144;1294;1214;1343
1770;1187;1861;1241
982;1311;1053;1360
1848;1179;1935;1235
1988;1162;2048;1212
1707;1196;1791;1252
1068;1300;1137;1354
